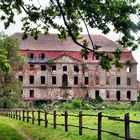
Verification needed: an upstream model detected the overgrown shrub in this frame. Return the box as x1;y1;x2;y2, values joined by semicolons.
131;102;140;110
88;96;103;105
72;98;82;109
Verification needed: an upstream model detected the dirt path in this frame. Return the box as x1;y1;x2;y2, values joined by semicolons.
11;125;33;140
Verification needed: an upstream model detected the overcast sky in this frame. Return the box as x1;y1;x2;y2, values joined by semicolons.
0;0;139;81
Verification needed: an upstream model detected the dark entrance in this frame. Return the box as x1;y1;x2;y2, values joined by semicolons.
116;91;120;101
62;74;68;87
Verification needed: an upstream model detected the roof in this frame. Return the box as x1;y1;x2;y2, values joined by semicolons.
13;33;129;52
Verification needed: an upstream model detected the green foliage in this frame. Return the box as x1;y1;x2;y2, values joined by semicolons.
131;102;140;110
72;98;82;109
81;62;88;72
0;34;26;108
88;97;103;105
46;59;54;66
0;0;139;70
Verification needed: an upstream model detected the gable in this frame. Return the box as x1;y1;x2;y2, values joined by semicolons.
54;54;82;63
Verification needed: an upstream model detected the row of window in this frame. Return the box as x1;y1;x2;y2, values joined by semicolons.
95;90;131;100
116;77;131;85
28;89;131;100
28;53;100;60
19;75;132;86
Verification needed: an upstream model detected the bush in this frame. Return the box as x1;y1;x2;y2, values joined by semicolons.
131;102;140;110
88;96;103;105
72;98;82;109
59;102;73;110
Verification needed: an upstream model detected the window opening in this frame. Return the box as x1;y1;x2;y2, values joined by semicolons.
74;76;78;85
62;74;68;86
106;90;110;98
85;77;89;85
63;66;67;71
30;90;34;97
127;77;131;85
127;91;131;100
41;65;46;71
52;65;56;71
116;91;121;101
30;75;34;84
116;77;121;85
52;76;56;85
95;90;99;99
74;66;79;72
18;75;23;82
41;76;45;84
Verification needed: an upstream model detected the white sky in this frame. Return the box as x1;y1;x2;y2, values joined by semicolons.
0;0;139;81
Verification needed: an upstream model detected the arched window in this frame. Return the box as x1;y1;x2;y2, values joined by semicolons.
40;53;45;60
62;74;68;87
29;53;34;59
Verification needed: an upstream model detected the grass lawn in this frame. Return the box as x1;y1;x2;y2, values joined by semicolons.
0;110;140;140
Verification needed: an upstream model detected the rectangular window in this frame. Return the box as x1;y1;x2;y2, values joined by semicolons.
127;77;131;85
74;76;78;85
85;77;89;85
52;76;56;85
30;90;34;98
30;75;34;84
18;75;23;82
94;54;99;60
95;90;99;98
41;76;45;84
63;66;67;71
52;65;56;71
74;66;79;72
106;90;110;98
116;91;121;101
127;91;131;100
116;77;121;85
95;75;99;85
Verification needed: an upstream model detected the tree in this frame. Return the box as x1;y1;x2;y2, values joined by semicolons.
0;0;140;70
0;34;26;108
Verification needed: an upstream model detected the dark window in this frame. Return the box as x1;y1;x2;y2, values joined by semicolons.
116;77;121;85
21;90;23;95
116;91;121;101
74;76;78;85
85;77;89;85
84;55;88;60
74;66;79;72
94;54;99;60
29;53;34;59
95;90;99;99
106;91;110;98
127;77;131;85
127;91;131;100
52;65;56;71
41;76;45;84
41;65;46;71
52;76;56;85
106;77;110;85
62;74;68;86
40;53;45;59
95;75;99;85
30;65;34;70
63;66;67;71
18;75;23;82
30;90;34;97
30;75;34;84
